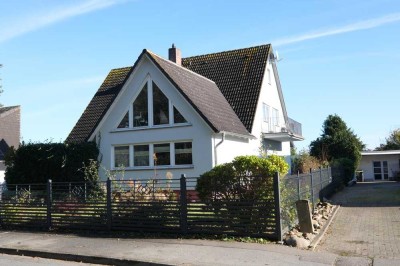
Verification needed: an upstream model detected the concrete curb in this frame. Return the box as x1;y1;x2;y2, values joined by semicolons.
0;247;169;266
309;205;340;251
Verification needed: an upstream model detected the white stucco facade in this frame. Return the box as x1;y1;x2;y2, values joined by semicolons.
0;161;5;183
90;53;299;181
358;150;400;181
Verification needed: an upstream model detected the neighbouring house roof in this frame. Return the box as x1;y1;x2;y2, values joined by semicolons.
0;106;18;115
0;106;20;158
182;44;270;132
67;45;271;143
361;150;400;156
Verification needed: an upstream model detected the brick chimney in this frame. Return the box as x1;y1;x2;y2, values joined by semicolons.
168;44;181;65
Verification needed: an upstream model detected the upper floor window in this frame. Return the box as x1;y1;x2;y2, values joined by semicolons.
272;108;279;126
133;84;148;127
153;82;170;125
267;69;271;84
263;103;270;123
117;79;188;129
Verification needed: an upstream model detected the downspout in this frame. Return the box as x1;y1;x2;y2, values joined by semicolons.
214;132;226;166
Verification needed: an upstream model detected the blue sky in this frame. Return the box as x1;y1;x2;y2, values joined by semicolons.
1;0;399;151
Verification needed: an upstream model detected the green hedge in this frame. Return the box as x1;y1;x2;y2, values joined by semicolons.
4;142;99;184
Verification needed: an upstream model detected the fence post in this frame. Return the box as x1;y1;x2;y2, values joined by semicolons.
106;178;112;231
273;172;282;243
46;179;52;230
297;171;300;200
320;167;323;191
310;168;314;210
180;174;188;235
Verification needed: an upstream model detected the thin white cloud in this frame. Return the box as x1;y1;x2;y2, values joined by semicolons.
273;13;400;46
0;0;124;44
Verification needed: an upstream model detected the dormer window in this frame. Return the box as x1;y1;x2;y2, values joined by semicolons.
117;78;188;129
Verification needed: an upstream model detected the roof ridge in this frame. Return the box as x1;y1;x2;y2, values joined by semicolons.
145;49;218;85
182;44;271;60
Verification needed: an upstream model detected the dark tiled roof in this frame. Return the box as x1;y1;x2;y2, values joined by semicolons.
182;44;270;132
66;67;132;143
147;51;249;136
67;44;271;142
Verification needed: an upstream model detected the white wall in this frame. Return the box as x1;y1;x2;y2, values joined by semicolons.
251;60;291;157
212;134;252;165
94;56;215;180
0;161;5;183
359;154;400;181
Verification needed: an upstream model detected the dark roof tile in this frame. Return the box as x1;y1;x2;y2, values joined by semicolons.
67;44;271;142
66;67;132;143
147;51;249;136
182;44;270;132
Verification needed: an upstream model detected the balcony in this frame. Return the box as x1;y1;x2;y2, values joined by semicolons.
262;117;304;142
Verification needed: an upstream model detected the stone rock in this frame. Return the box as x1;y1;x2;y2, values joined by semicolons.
284;235;310;249
312;220;321;229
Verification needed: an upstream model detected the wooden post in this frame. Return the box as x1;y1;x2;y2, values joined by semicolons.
106;178;112;231
180;174;188;235
273;172;282;243
46;179;52;230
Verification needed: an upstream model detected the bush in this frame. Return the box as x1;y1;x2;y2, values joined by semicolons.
331;157;355;184
196;155;289;201
5;141;99;184
196;155;289;235
292;151;323;174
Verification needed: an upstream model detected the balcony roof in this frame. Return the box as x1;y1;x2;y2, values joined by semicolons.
262;131;304;142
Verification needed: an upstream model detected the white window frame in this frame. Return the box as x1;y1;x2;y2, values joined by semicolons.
111;141;193;170
272;108;279;126
267;68;271;85
263;103;270;123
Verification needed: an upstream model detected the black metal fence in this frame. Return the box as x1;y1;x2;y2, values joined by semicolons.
0;168;344;241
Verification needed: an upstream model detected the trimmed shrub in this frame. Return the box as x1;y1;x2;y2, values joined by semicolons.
196;155;289;201
4;142;99;184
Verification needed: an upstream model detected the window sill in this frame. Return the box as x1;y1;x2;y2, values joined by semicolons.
112;123;192;133
112;165;194;171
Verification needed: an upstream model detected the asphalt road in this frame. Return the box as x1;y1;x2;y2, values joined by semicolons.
0;253;102;266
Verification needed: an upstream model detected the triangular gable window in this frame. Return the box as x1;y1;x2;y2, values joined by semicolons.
133;83;148;127
117;112;129;128
153;82;169;125
173;106;187;124
116;79;190;129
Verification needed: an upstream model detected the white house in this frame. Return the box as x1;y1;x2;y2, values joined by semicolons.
67;44;303;180
358;150;400;181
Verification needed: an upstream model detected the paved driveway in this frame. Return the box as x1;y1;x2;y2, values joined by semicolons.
316;181;400;259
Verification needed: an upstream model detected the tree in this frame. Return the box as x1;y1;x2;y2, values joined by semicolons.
309;114;365;174
376;129;400;150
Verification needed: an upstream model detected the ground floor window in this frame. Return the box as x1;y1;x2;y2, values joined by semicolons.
114;146;129;167
113;141;193;168
373;161;388;180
